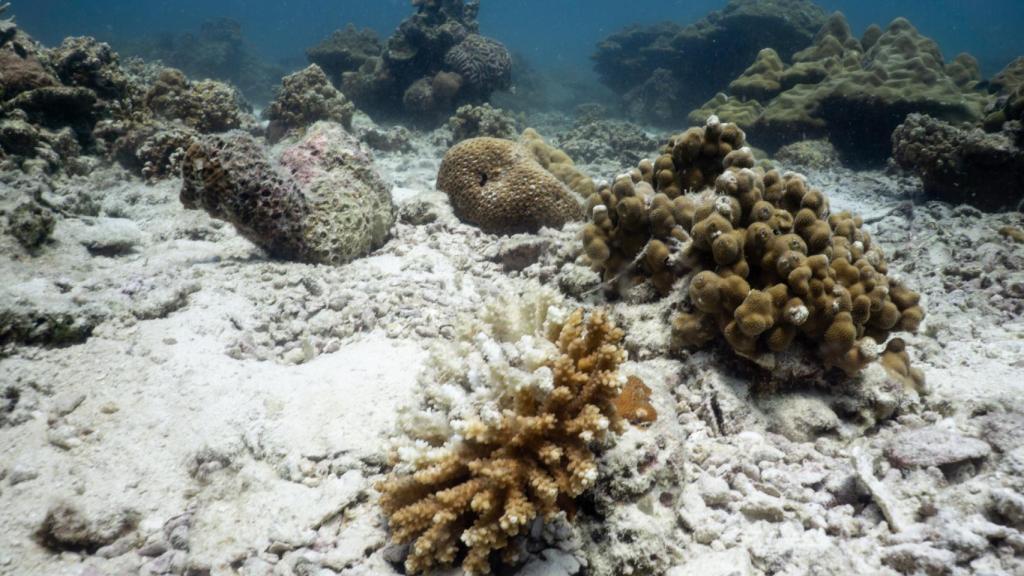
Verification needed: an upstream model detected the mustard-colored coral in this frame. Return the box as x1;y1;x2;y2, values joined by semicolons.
519;128;597;197
582;117;925;377
436;136;585;234
377;309;626;575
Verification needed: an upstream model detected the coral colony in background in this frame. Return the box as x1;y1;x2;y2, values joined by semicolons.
2;0;1024;575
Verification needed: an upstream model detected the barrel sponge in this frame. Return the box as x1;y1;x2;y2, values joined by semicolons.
180;131;310;260
278;122;394;264
436;137;585;234
581;117;925;378
181;122;394;265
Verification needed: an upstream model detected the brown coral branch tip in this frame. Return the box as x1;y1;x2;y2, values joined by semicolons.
583;116;925;384
377;308;627;575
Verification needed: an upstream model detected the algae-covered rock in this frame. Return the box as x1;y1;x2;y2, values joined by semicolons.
265;64;355;143
693;14;991;165
892;113;1024;211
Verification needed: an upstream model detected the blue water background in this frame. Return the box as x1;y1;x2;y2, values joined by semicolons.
13;0;1024;77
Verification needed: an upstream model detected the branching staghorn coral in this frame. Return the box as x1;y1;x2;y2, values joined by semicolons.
378;306;627;575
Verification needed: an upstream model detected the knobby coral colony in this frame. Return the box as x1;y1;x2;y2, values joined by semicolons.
378;309;627;575
583;117;925;383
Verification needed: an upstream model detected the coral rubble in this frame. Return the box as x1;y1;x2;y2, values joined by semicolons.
379;304;627;574
583;117;924;380
181;122;394;265
692;13;990;165
593;0;827;123
436;136;584;234
446;102;519;143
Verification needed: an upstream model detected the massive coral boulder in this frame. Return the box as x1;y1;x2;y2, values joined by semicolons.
443;33;512;98
693;14;990;165
582;117;924;383
594;0;827;123
312;0;509;122
892;113;1024;212
181;122;394;265
265;64;355;143
436;136;584;234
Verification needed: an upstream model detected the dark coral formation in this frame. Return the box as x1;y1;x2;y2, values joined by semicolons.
0;8;255;180
892;113;1024;212
306;24;383;83
265;64;354;143
443;34;512;98
692;14;990;165
142;68;253;134
593;0;827;123
436;136;584;234
181;122;394;265
120;18;283;104
378;308;627;575
582;118;924;380
309;0;510;122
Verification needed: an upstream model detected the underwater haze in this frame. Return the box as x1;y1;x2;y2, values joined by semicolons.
4;0;1024;575
16;0;1024;75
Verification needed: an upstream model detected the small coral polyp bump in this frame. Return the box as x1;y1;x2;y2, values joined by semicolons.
583;118;925;380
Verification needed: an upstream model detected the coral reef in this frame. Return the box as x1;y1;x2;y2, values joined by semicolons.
593;0;827;123
305;24;382;83
582;117;924;379
379;304;627;574
142;68;253;134
436;136;584;234
692;13;991;165
892;113;1024;211
446;103;519;143
47;37;131;102
181;122;393;264
312;0;510;122
121;18;283;104
265;64;354;143
556;117;658;167
443;34;512;99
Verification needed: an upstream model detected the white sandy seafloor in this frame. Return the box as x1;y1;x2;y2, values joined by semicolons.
1;116;1024;576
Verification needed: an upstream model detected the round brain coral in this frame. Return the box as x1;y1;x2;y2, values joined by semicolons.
436;137;585;234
